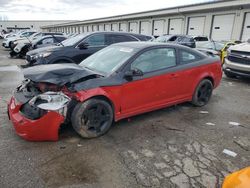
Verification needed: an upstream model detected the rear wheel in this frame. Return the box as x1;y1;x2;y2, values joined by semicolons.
192;79;213;107
71;99;113;138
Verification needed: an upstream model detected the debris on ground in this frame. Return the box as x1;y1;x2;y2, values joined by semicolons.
60;146;66;149
164;126;185;132
229;122;241;126
199;111;209;114
223;149;237;157
206;122;216;126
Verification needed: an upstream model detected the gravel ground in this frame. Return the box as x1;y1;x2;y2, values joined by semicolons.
0;41;249;188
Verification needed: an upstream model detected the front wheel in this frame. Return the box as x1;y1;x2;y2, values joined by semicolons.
71;99;114;138
192;79;213;107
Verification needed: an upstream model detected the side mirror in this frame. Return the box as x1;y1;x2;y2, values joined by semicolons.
124;68;143;79
78;42;89;49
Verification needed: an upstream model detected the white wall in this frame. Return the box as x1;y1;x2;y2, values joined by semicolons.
0;20;70;32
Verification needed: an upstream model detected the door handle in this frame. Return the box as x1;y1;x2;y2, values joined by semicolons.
170;73;179;78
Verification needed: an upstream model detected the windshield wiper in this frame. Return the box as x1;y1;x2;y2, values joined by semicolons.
83;66;105;76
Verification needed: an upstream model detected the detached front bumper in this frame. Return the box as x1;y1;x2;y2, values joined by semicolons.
8;97;65;141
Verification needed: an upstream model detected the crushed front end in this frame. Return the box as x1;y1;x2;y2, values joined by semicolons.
7;79;71;141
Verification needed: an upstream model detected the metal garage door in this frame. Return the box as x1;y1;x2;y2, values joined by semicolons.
99;24;104;31
104;24;111;31
87;25;92;32
188;17;205;36
93;25;98;31
153;20;164;36
211;14;235;41
111;23;118;31
242;13;250;41
119;23;127;32
129;22;138;33
169;18;183;35
140;21;151;35
84;26;88;33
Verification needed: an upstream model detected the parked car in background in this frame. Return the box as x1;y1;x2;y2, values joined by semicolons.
196;41;241;64
154;34;208;48
8;42;222;141
2;31;36;48
10;32;64;50
196;41;225;57
223;39;250;78
25;32;152;67
10;33;66;58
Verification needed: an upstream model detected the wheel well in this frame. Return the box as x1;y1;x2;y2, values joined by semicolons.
90;95;115;111
203;76;214;86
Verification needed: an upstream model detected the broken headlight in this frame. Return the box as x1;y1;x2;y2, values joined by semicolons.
28;92;70;116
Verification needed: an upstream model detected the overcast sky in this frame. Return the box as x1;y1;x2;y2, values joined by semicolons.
0;0;215;21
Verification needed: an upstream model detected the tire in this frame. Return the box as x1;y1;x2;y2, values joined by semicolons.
224;71;236;78
192;79;213;107
71;99;114;138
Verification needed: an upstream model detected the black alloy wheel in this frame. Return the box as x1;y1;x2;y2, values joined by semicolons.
192;79;213;107
71;99;113;138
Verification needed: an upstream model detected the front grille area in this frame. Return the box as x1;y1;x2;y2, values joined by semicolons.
231;50;250;56
228;55;250;65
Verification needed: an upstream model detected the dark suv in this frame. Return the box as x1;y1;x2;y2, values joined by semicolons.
25;32;152;67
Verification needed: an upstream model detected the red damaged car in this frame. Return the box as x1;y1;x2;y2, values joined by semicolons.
8;42;222;141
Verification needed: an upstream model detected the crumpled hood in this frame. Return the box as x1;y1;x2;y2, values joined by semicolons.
22;63;100;86
230;42;250;53
27;45;63;56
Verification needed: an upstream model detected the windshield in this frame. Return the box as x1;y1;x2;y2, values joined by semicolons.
196;42;215;49
154;35;172;43
61;34;87;46
79;45;137;75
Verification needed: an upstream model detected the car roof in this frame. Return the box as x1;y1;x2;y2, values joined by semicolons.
113;41;190;50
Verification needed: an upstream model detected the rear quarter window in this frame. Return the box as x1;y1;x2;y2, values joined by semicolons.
179;50;203;65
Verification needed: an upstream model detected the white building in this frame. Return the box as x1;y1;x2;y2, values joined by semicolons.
41;0;250;41
0;20;76;32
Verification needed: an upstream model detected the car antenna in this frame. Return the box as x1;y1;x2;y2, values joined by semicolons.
51;34;64;47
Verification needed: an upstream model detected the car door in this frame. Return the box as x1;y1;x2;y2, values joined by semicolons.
72;34;107;63
121;47;180;117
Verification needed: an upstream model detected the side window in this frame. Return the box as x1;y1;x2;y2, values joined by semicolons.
107;34;137;44
131;48;176;73
42;38;54;44
168;36;178;41
180;50;202;64
84;34;105;46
